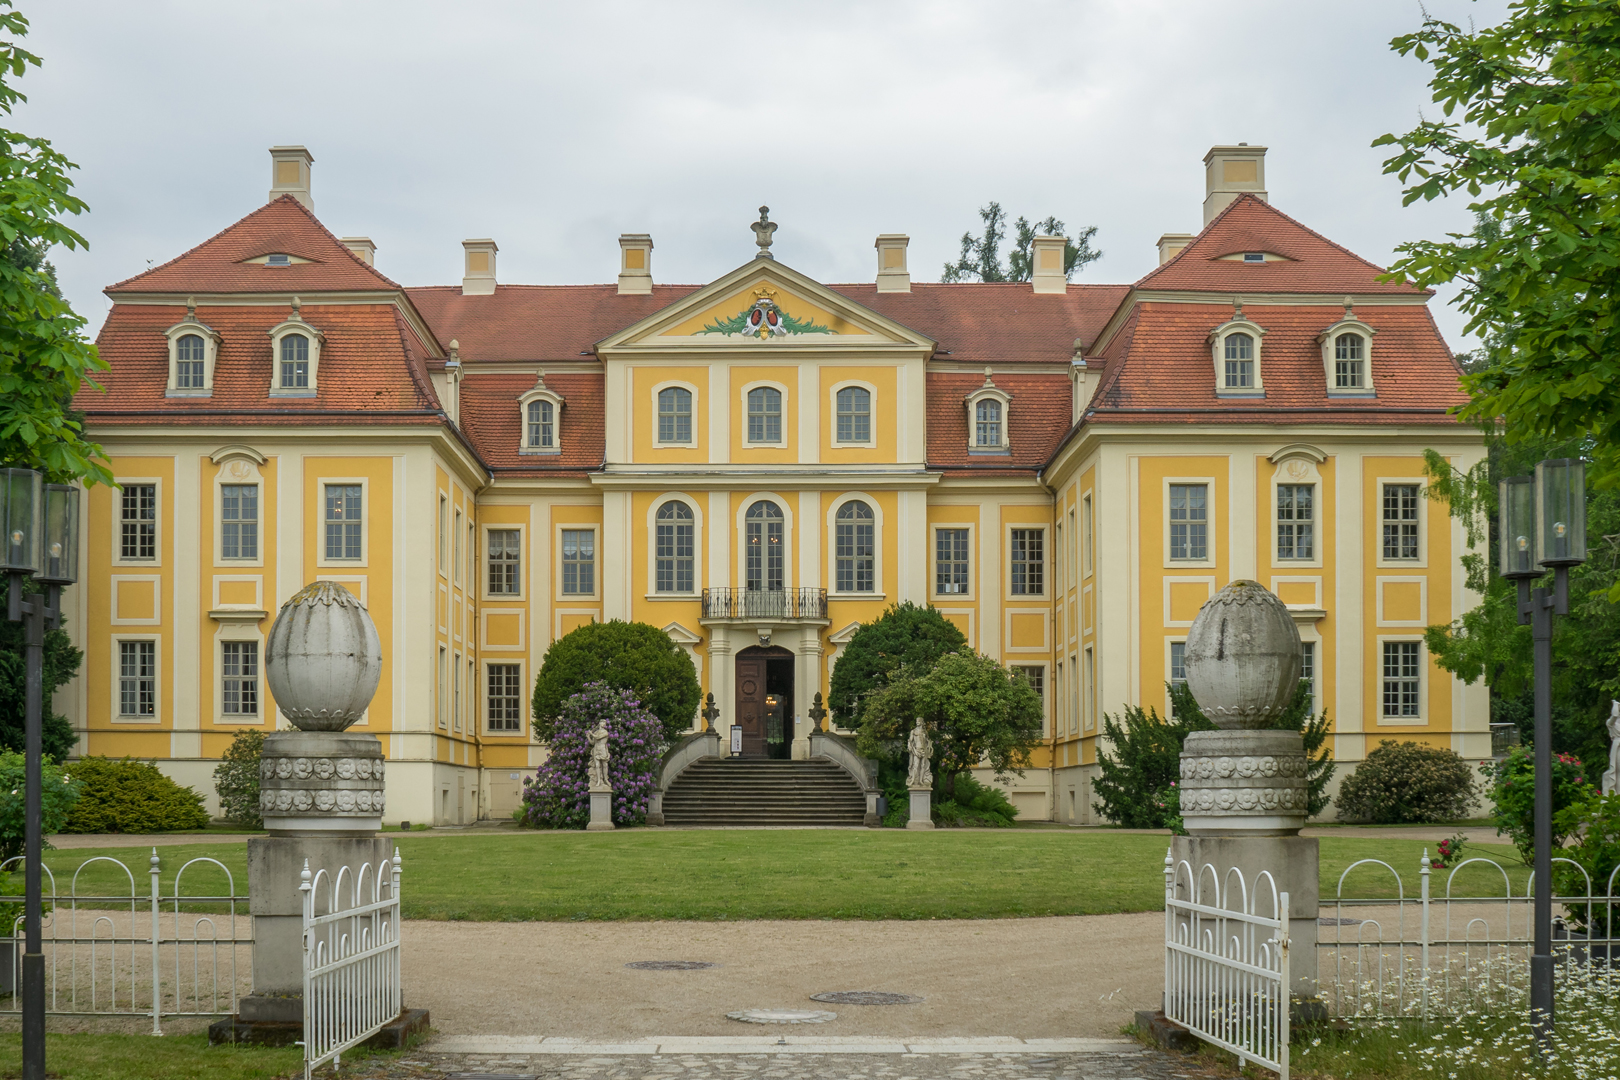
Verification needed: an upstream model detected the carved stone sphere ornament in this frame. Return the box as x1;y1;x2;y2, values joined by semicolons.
1183;579;1303;730
265;580;382;731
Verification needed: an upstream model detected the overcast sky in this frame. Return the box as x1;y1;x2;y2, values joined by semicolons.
22;0;1508;350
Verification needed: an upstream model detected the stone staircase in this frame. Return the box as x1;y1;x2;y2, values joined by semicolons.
660;758;868;827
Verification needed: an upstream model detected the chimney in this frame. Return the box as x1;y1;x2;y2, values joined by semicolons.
1030;235;1066;295
462;239;498;296
341;237;376;266
874;234;910;293
1156;233;1194;265
617;234;653;295
1203;144;1268;225
268;146;314;209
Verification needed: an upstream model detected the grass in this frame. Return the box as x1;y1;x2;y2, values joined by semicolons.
38;829;1527;922
0;1033;301;1080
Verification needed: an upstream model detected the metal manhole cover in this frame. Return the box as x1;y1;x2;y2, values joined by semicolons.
626;960;719;970
810;991;925;1005
727;1008;838;1024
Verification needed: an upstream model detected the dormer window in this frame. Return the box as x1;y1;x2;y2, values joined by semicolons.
279;334;309;388
1242;252;1265;263
1334;333;1365;388
176;335;206;389
964;368;1013;453
265;253;291;267
517;372;564;456
527;400;554;449
1224;333;1254;388
1209;304;1266;397
164;301;221;397
266;298;323;397
976;400;1002;445
1318;299;1378;397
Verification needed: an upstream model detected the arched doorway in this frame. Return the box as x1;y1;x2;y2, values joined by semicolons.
734;645;794;759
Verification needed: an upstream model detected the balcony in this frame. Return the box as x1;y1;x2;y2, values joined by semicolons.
701;587;828;622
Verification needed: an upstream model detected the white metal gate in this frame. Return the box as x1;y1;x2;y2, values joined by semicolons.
301;848;402;1079
1164;849;1291;1079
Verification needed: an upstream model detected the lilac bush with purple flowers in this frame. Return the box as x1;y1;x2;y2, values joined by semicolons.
521;682;667;829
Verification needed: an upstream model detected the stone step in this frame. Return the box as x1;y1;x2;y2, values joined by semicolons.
662;756;869;828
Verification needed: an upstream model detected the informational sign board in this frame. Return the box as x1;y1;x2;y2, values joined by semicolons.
730;725;742;755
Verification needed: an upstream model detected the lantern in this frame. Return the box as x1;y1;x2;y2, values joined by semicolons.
1497;475;1538;579
1534;458;1586;567
38;484;80;585
0;469;40;575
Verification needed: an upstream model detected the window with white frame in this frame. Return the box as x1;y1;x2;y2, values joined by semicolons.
1014;665;1044;731
177;334;206;389
279;333;310;389
835;501;874;592
1083;647;1095;730
747;500;786;592
1382;484;1421;560
658;387;692;443
747;387;782;443
1170;641;1187;687
1223;333;1254;389
1168;484;1208;561
487;529;521;595
436;646;447;728
324;485;362;561
221;484;258;560
975;399;1002;448
121;484;157;560
1382;641;1421;718
222;641;258;716
561;529;595;595
527;400;555;450
1009;529;1044;595
836;386;871;443
1082;494;1093;577
119;640;155;717
936;528;969;594
453;509;463;583
655;501;695;593
1277;484;1314;560
1334;333;1366;389
487;664;523;732
453;653;462;731
1301;641;1316;714
438;494;447;574
467;520;475;586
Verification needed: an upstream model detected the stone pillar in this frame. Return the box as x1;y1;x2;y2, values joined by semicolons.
906;788;934;830
791;629;821;761
588;787;615;831
709;630;735;754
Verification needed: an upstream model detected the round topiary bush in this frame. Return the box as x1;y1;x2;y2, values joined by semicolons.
60;757;210;834
1336;739;1479;824
521;682;667;829
531;621;700;744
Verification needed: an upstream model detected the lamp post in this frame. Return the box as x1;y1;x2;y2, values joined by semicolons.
2;470;79;1080
1498;458;1585;1047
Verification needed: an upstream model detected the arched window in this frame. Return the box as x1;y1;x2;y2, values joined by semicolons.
1334;333;1365;389
835;500;875;593
658;387;692;443
747;387;782;443
177;334;206;389
975;399;1002;447
744;500;784;593
527;400;554;449
655;501;694;593
280;333;309;389
1223;333;1254;389
836;386;871;443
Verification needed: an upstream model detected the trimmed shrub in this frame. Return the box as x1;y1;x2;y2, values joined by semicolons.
934;774;1018;828
531;621;700;744
61;757;209;834
0;749;80;862
1336;739;1479;824
1484;743;1591;863
213;728;265;829
827;602;968;727
521;682;667;829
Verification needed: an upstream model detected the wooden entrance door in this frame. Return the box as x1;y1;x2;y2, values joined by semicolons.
735;645;791;758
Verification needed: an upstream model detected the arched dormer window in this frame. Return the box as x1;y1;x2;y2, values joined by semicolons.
1318;298;1378;397
266;297;324;397
518;372;565;456
964;368;1012;453
165;300;221;397
1208;302;1266;397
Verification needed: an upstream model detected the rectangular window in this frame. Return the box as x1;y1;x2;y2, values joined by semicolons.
453;654;462;731
835;513;875;593
221;641;259;716
437;647;447;729
487;529;521;595
324;484;362;561
453;509;462;583
1013;665;1044;705
1169;641;1187;686
1301;641;1316;715
120;484;157;560
747;387;782;443
1382;484;1421;560
1168;484;1208;561
657;388;692;444
561;529;595;595
835;386;871;443
468;522;476;586
438;495;447;574
1055;520;1064;593
1335;359;1364;388
1277;484;1314;560
118;640;156;717
1066;509;1077;588
655;509;695;593
1083;648;1095;730
1054;661;1064;736
1009;529;1044;595
177;361;205;389
220;484;259;560
488;663;522;732
935;529;969;594
1382;641;1421;717
1082;495;1093;577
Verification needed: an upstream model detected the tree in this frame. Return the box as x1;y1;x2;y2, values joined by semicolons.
826;602;967;727
941;202;1102;283
1373;2;1620;501
0;748;76;862
531;620;700;744
213;728;265;829
855;650;1043;801
0;579;79;761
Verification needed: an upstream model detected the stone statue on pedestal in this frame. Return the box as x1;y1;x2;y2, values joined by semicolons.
907;719;933;790
588;720;612;791
1603;700;1620;795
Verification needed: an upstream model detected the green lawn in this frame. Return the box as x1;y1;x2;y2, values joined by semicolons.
0;1033;302;1080
39;830;1527;921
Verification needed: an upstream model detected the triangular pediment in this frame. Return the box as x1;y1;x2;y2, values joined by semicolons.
597;259;934;352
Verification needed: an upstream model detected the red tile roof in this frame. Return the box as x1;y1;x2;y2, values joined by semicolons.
927;372;1072;472
1134;195;1429;296
406;285;702;362
106;197;402;295
458;372;604;473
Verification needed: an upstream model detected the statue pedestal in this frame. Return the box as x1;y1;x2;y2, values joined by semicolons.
791;717;811;761
906;787;934;830
587;786;615;831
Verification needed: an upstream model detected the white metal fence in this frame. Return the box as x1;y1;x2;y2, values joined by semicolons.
1320;852;1617;1019
301;848;402;1080
1164;849;1291;1080
0;849;250;1031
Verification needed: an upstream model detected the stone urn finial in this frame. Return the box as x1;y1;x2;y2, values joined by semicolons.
265;581;382;731
1183;579;1302;729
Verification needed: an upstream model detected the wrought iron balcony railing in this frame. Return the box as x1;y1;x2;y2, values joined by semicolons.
701;587;828;621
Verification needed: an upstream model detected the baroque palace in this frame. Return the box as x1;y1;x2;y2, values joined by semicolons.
65;144;1486;826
